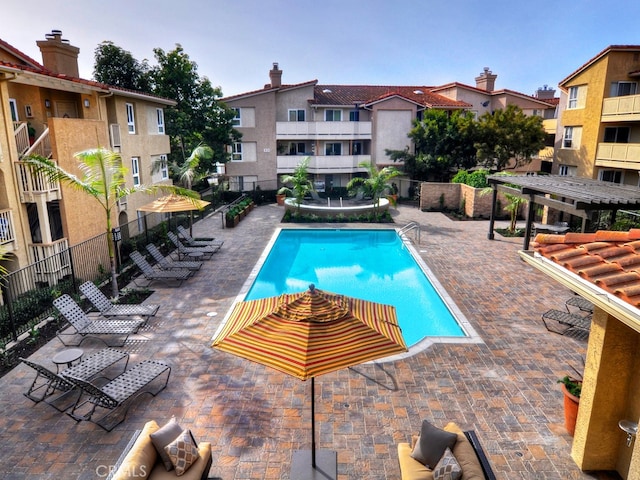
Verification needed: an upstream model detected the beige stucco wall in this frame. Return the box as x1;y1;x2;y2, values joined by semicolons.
371;97;416;166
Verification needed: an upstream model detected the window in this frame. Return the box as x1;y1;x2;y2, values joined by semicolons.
231;142;243;161
159;154;169;180
568;87;578;109
325;143;342;156
288;109;305;122
352;142;363;155
156;108;165;134
603;127;630;143
563;127;574;148
599;169;622;184
126;103;136;134
289;142;306;155
349;110;360;122
231;108;241;127
558;165;569;176
610;82;637;97
9;99;18;122
325;110;342;121
131;157;140;185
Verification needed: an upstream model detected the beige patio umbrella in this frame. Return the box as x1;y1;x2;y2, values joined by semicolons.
137;194;210;234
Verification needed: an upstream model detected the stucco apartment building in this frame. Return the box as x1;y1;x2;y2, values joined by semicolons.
556;45;640;184
223;64;558;194
0;31;174;275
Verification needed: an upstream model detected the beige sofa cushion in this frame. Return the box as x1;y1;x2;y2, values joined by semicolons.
110;420;160;480
147;442;211;480
443;423;486;480
399;442;434;480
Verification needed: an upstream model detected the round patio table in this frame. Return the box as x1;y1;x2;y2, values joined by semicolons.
52;348;83;372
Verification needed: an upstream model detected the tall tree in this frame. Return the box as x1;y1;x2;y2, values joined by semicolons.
93;41;150;91
387;109;478;181
475;104;546;171
149;45;240;174
24;149;199;298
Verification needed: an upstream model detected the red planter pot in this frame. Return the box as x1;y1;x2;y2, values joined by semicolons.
561;383;580;436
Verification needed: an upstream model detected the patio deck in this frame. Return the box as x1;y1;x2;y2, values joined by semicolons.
0;205;621;479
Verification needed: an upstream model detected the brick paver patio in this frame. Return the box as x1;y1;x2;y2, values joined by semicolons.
0;204;621;479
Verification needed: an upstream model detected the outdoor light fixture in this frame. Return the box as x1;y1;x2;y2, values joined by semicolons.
44;99;51;108
618;419;638;447
84;99;90;108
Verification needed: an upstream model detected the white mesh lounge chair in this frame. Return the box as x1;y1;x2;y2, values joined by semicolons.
167;232;218;259
79;281;160;322
177;225;224;248
66;359;171;431
129;251;192;287
146;244;203;272
20;348;129;411
53;294;145;347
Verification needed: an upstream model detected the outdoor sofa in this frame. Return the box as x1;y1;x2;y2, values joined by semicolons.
397;421;496;480
107;419;212;480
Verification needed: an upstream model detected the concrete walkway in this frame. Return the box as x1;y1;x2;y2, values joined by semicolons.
0;204;620;479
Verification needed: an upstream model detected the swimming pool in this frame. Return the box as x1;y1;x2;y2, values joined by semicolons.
243;229;471;346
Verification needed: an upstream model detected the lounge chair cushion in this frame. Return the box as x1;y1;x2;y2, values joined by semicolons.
411;420;458;468
163;429;200;476
151;417;184;470
444;423;486;480
111;420;159;480
432;447;461;480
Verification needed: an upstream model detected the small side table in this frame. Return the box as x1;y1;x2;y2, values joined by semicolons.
52;348;84;372
187;251;204;260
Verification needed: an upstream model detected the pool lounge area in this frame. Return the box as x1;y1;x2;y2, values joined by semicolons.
0;204;620;479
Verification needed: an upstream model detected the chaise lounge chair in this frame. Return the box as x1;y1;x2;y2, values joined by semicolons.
20;348;130;411
129;251;192;287
565;295;594;314
79;281;160;323
146;243;203;272
542;308;592;335
53;294;145;347
167;232;219;259
177;225;224;248
65;359;171;431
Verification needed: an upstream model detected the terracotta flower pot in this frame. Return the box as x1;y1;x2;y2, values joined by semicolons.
561;383;580;436
276;194;286;206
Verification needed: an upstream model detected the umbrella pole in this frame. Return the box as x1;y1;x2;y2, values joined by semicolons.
311;377;316;469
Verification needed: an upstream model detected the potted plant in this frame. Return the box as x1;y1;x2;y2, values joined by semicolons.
558;375;582;436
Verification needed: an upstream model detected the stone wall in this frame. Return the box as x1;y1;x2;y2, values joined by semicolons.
419;182;514;219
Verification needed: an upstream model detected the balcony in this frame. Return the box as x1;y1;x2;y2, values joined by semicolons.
601;94;640;122
15;161;61;203
595;142;640;168
0;209;17;252
30;238;71;285
276;121;372;140
277;155;371;174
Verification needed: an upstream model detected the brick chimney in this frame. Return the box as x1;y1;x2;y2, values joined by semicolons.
36;30;80;77
475;67;497;92
535;85;556;100
269;62;282;88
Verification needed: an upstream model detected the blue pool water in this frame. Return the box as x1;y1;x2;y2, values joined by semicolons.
245;229;465;345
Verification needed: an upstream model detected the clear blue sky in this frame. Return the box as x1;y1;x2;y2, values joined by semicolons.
4;0;640;98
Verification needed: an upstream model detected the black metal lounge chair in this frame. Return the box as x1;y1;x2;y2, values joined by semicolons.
20;348;129;410
167;232;218;259
129;251;192;287
177;225;224;248
542;309;592;335
53;294;145;347
145;243;203;272
565;296;594;314
79;281;160;322
65;359;171;431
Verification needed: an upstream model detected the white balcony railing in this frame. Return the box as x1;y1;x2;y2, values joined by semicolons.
0;209;16;249
596;142;640;167
276;121;372;139
30;238;72;284
602;94;640;121
15;161;61;203
277;155;371;173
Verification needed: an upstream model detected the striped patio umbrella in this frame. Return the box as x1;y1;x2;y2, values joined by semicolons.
212;284;407;476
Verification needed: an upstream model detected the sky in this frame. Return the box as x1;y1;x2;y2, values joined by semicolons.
3;0;640;99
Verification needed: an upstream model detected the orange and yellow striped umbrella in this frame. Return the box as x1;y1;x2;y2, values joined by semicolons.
211;284;407;380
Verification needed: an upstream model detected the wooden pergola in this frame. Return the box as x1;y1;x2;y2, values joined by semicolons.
486;175;640;250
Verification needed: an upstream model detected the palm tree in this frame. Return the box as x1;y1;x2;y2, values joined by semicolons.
24;148;200;298
347;161;401;211
154;143;214;190
277;157;314;210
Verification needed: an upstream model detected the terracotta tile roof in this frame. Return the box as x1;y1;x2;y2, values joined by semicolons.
0;38;44;68
221;80;318;101
312;85;469;108
532;230;640;307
